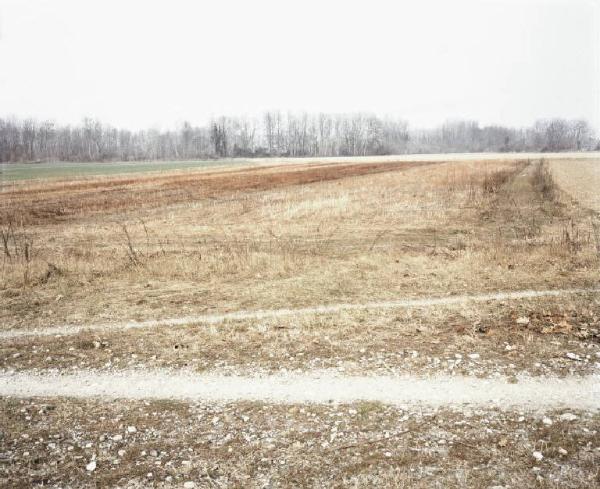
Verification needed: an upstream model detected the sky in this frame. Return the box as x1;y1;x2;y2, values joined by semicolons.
0;0;598;130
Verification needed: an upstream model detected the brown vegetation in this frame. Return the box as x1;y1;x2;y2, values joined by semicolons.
1;156;600;488
1;156;599;376
1;157;599;333
0;160;427;225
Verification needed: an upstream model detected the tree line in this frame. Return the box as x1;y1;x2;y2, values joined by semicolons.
0;113;596;163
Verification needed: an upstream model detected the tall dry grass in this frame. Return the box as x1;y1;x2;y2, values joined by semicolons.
1;157;598;329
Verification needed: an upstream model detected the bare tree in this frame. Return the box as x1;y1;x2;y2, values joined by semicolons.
0;114;595;162
210;118;228;157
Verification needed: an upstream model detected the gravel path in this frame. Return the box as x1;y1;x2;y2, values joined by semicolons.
2;286;599;339
1;370;598;410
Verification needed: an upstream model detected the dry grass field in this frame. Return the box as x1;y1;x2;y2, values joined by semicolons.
1;154;600;487
548;159;600;214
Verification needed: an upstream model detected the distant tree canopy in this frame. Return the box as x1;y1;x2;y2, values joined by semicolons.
0;113;596;163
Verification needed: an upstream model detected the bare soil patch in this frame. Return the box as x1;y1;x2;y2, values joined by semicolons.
1;397;598;488
2;293;599;377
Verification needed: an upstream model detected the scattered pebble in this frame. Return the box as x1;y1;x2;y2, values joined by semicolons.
532;451;544;461
559;413;578;422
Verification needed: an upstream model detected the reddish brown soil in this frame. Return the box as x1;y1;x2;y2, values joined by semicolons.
1;161;427;224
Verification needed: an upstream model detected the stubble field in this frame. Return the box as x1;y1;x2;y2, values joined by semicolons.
1;154;599;487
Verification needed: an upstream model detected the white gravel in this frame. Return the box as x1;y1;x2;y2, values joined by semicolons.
2;286;599;339
1;370;598;411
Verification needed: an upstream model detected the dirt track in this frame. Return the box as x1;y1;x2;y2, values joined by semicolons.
2;286;599;339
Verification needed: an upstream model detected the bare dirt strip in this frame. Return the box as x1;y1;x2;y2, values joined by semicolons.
2;286;599;339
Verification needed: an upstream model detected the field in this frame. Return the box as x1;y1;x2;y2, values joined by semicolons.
1;151;595;182
0;159;256;183
1;153;600;487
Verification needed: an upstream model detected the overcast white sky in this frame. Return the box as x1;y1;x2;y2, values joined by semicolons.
0;0;598;130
